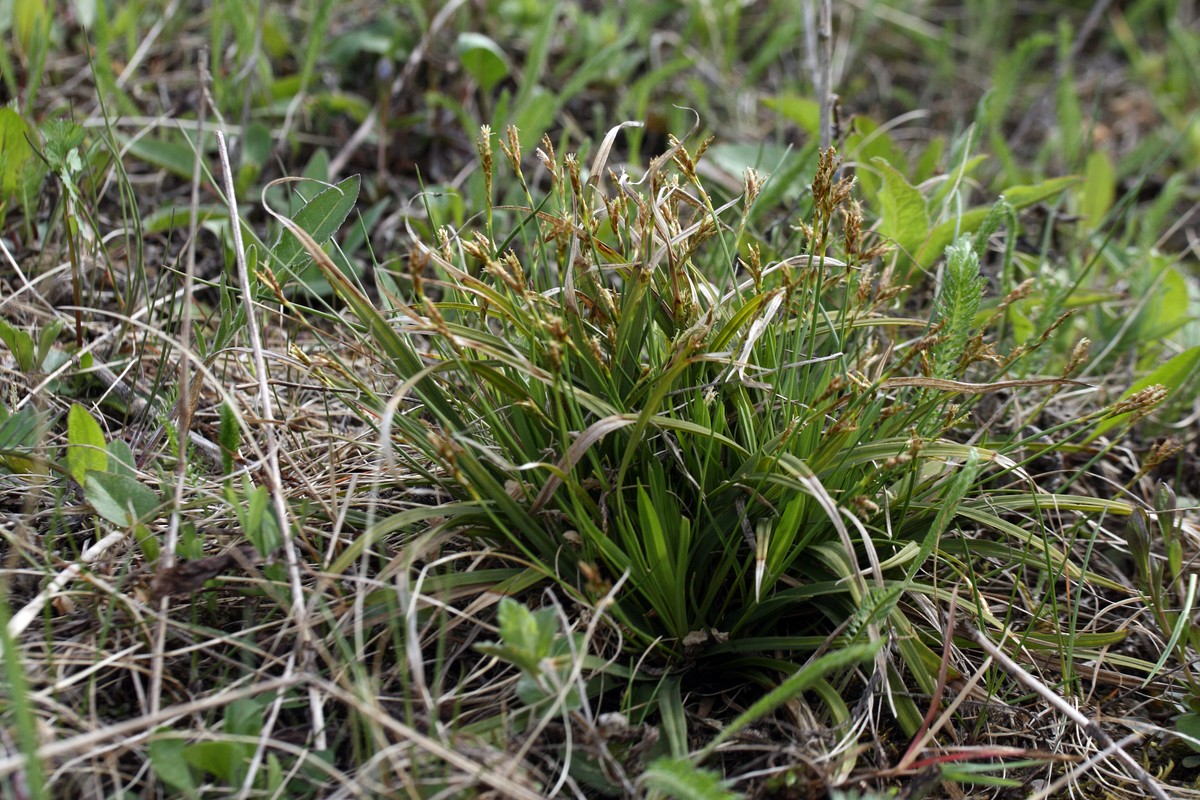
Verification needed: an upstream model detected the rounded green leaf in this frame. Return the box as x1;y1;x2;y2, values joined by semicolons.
456;32;510;93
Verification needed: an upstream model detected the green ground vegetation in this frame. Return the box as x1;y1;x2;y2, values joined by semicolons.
1;1;1199;797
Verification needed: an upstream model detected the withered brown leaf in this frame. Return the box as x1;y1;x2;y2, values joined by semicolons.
149;544;261;601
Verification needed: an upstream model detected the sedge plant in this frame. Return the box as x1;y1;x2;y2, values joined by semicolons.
302;127;1151;744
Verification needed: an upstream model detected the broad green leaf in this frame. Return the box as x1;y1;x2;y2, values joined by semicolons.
845;116;900;200
0;404;46;475
456;32;509;93
73;0;98;27
913;135;945;183
640;758;739;800
498;596;557;661
271;174;361;272
241;483;281;555
1138;266;1190;343
302;148;330;183
1178;713;1200;753
122;135;203;180
0;108;38;198
928;155;989;211
1080;149;1115;229
914;208;991;271
266;754;284;793
706;142;794;176
35;317;64;368
914;177;1079;270
873;157;929;260
84;471;160;527
242;121;272;166
762;94;819;135
184;740;246;784
515;655;583;711
107;439;136;479
0;319;36;372
226;698;264;738
40;118;85;172
67;403;108;485
148;735;196;797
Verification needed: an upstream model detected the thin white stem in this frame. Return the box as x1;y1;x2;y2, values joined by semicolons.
965;621;1170;800
215;132;327;758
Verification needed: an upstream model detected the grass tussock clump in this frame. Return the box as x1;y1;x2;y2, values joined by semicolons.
277;125;1186;795
2;3;1199;796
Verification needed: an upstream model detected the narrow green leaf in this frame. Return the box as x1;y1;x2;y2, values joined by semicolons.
906;450;982;581
658;677;689;759
0;596;46;799
218;401;240;476
637;484;671;581
1145;573;1197;687
135;524;160;562
939;766;1025;788
67;403;108;485
13;0;50;56
698;640;883;758
1080;149;1115;229
242;483;280;554
999;174;1081;208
